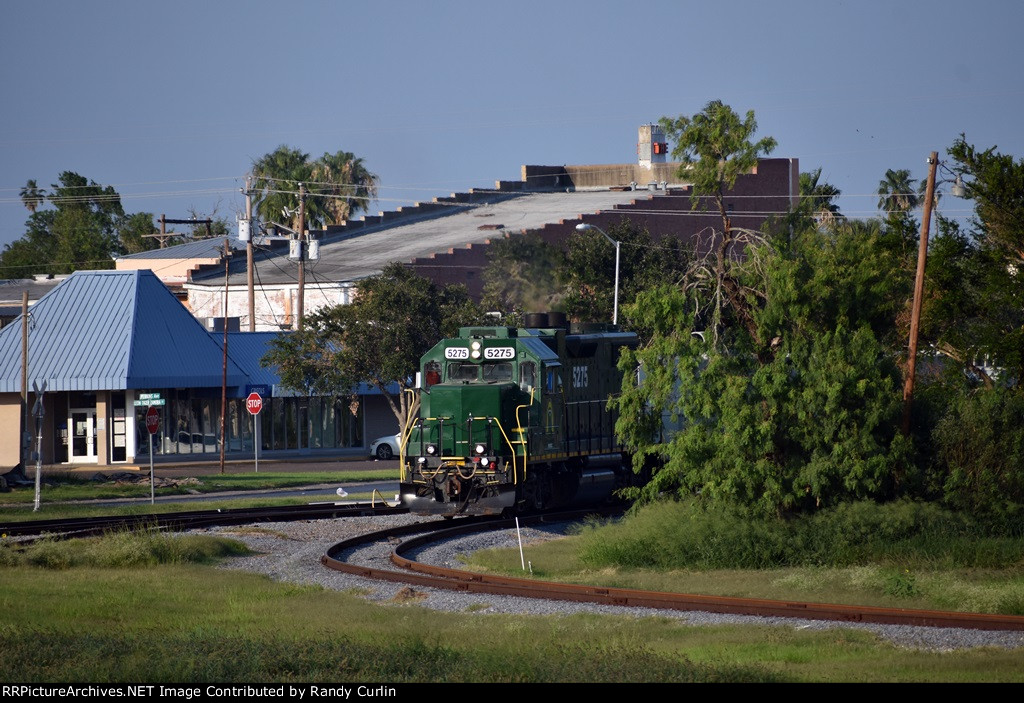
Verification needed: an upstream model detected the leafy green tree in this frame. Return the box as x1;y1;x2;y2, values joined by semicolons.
262;263;485;429
481;232;566;320
562;219;690;327
614;221;911;516
918;137;1024;384
913;137;1024;518
0;171;131;276
948;136;1024;271
251;145;379;232
659;101;778;345
117;212;159;255
0;210;54;278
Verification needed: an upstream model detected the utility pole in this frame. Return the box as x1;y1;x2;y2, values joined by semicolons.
145;215;215;248
245;178;255;331
902;152;938;435
297;182;306;331
20;292;28;471
220;240;230;474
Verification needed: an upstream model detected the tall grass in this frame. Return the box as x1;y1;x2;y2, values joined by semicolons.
575;499;1024;570
0;530;250;569
0;628;775;683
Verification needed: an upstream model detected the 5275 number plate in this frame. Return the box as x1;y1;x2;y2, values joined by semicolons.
483;347;515;360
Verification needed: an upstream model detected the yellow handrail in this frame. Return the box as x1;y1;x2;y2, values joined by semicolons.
411;414;529;486
467;415;521;486
399;388;419;482
514;387;535;482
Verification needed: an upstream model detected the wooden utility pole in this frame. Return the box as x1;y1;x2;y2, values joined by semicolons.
220;240;230;474
145;215;216;248
297;182;306;331
21;292;28;470
245;178;255;331
902;152;938;435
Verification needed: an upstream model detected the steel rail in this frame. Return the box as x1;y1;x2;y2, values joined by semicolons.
322;511;1024;633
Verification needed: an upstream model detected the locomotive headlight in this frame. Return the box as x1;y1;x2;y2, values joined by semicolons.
426;444;438;456
471;350;481;359
480;457;490;467
474;443;487;455
471;341;481;350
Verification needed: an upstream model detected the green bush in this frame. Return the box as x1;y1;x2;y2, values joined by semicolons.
576;499;1022;571
0;531;250;569
932;387;1024;521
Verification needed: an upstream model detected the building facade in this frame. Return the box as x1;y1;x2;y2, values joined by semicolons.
0;270;396;468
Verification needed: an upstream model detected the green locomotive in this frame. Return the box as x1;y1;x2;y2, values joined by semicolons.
399;314;639;515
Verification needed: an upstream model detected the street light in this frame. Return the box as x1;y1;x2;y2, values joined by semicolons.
575;223;620;326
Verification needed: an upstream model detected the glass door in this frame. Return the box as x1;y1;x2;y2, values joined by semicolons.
70;409;97;462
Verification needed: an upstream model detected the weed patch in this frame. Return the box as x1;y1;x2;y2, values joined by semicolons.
0;531;250;569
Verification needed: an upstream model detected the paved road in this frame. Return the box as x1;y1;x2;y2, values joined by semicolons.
17;456;402;508
72;480;401;509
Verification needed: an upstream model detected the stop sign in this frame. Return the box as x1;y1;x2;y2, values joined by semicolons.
246;391;263;416
145;406;159;434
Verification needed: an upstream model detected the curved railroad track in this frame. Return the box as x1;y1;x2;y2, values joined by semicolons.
322;510;1024;633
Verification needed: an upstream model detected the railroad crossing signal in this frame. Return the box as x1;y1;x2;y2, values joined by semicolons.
145;406;160;434
31;380;47;419
246;391;263;416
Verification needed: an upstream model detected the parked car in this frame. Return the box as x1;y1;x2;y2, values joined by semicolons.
369;434;401;460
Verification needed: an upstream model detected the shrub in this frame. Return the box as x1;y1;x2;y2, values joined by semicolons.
933;387;1024;521
576;499;1021;571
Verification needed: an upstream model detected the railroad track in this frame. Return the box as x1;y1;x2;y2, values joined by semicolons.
0;502;407;539
322;510;1024;633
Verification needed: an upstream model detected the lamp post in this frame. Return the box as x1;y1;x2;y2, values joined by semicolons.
575;223;620;326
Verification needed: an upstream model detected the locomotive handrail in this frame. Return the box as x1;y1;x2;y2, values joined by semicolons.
398;388;419;482
514;387;535;483
468;415;522;486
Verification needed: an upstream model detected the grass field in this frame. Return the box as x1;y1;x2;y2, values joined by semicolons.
2;540;1023;683
2;483;1023;682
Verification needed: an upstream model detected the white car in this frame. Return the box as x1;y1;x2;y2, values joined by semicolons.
368;434;401;460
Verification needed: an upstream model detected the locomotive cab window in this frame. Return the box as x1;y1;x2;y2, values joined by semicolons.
482;362;513;382
424;361;441;388
519;362;536;391
447;362;479;382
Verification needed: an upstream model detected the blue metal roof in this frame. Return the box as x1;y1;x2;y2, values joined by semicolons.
221;331;282;389
0;270;247;392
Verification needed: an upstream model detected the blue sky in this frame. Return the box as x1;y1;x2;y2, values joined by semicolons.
1;0;1021;252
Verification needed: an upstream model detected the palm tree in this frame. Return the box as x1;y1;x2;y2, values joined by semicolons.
311;150;379;224
250;146;379;232
19;179;45;213
251;145;313;232
800;168;842;223
877;169;919;214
